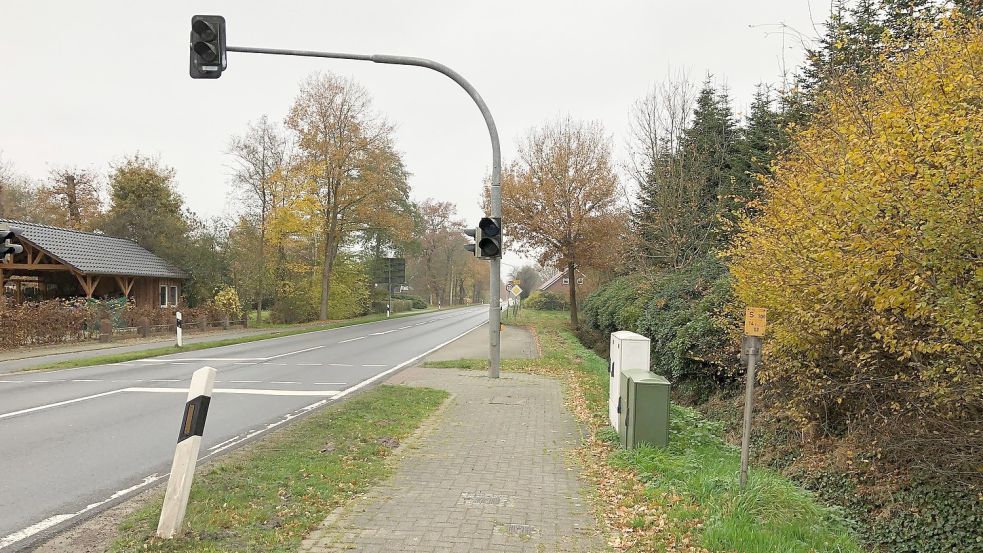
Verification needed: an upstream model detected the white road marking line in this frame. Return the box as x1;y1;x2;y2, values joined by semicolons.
398;325;412;330
369;329;396;336
333;319;487;401
110;363;135;366
0;311;488;548
122;387;339;397
265;345;325;360
0;380;22;384
338;336;365;343
30;380;61;383
264;362;288;366
141;357;264;362
297;363;323;366
168;362;190;365
207;436;240;452
71;379;100;382
0;473;162;550
326;363;353;367
229;380;261;383
0;389;125;421
234;362;258;365
269;381;299;384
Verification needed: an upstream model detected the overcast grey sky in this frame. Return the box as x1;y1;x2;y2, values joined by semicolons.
0;1;823;270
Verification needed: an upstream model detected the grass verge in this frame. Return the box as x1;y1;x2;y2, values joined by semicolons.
112;384;448;552
21;307;450;373
425;310;860;552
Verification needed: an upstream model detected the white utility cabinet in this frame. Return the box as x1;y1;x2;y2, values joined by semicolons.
609;331;651;431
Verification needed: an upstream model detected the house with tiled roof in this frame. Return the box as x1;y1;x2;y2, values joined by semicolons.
538;265;599;298
0;219;187;307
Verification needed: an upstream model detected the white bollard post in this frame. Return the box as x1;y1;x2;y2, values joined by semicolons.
176;311;183;348
157;366;216;538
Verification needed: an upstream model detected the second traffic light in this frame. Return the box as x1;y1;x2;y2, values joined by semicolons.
189;15;227;79
1;226;23;263
463;217;502;259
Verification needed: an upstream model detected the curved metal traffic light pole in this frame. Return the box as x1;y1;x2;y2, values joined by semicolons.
225;45;502;378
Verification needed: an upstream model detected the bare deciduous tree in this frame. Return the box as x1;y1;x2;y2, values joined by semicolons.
228;115;292;321
45;168;101;230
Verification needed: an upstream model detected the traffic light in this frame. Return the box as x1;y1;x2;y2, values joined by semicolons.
477;217;502;258
463;227;481;257
462;217;502;259
1;226;23;263
189;15;227;79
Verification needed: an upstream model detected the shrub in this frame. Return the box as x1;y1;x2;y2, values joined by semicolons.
582;273;653;336
636;254;740;384
727;18;983;480
392;294;427;309
213;286;243;320
271;280;320;324
525;290;568;311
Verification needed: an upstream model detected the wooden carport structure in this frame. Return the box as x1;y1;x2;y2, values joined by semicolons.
0;219;187;307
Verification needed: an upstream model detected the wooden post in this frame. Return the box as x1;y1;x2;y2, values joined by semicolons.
157;366;217;538
99;318;112;343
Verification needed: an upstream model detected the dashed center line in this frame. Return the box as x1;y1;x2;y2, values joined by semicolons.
297;363;323;366
338;336;365;343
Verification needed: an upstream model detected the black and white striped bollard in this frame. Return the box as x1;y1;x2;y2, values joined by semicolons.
157;366;216;538
175;311;183;347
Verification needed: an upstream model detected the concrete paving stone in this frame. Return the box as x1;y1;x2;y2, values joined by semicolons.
299;366;607;552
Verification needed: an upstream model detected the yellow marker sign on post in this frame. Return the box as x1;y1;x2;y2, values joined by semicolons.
744;307;767;337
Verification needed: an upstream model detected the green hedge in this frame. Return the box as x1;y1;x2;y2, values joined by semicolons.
525;290;568;311
583;253;739;385
392;294;427;309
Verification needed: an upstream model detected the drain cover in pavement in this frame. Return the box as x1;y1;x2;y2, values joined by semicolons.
488;396;526;405
460;491;513;507
495;523;539;536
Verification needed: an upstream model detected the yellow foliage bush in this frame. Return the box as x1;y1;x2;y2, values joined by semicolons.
728;17;981;477
213;286;243;320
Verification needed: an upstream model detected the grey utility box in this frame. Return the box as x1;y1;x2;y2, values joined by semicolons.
609;331;651;432
618;368;671;449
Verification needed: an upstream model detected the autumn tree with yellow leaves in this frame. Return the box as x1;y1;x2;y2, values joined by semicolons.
728;16;982;478
286;73;412;320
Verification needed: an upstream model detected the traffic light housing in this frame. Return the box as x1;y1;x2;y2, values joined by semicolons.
477;217;502;258
189;15;227;79
463;227;481;257
463;217;502;259
1;226;23;263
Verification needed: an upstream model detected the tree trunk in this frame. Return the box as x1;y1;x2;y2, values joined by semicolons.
320;213;339;321
256;212;266;325
567;261;579;328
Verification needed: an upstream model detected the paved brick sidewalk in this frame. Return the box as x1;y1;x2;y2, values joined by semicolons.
300;366;607;553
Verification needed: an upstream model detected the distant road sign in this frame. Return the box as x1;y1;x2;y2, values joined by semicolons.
509;284;522;297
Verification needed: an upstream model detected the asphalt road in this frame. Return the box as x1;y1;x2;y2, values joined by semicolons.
0;306;490;551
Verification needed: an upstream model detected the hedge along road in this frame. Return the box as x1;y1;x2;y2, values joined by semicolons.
0;305;490;551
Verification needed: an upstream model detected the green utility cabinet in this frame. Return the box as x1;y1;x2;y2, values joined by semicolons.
618;369;671;449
